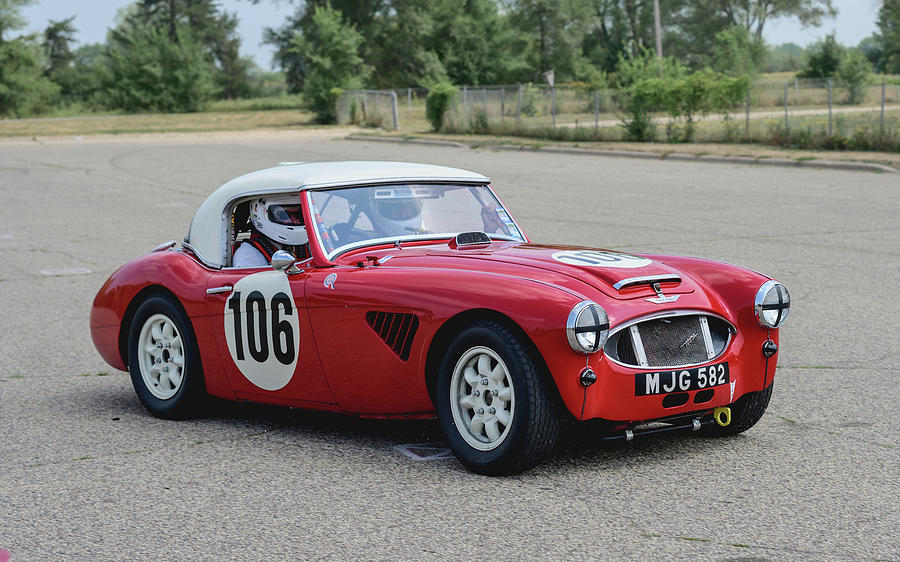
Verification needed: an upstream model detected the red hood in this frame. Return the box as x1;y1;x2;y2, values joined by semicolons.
362;242;697;300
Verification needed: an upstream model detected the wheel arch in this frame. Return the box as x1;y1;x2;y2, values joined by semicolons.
118;285;195;369
423;308;565;416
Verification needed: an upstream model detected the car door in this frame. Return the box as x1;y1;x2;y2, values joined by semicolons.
305;264;434;415
205;265;336;406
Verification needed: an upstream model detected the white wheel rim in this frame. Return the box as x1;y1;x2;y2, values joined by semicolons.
449;346;515;451
137;313;186;400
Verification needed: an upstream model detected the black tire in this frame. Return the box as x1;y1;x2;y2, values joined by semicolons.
436;320;559;475
701;383;773;437
127;295;205;419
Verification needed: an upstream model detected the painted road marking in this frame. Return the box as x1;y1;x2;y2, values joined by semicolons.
393;442;453;462
41;268;92;276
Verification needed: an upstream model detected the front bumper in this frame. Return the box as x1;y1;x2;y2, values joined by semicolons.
579;329;778;422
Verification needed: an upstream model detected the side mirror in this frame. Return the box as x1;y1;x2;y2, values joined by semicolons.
272;250;311;274
271;250;299;274
271;250;294;271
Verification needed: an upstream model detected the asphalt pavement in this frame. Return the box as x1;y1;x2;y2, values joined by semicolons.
0;129;897;560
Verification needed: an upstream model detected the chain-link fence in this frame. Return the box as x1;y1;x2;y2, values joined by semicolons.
339;78;900;149
336;90;399;129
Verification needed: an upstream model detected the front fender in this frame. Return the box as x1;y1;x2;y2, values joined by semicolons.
90;251;214;372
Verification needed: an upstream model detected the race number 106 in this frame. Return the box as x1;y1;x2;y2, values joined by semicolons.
227;290;296;365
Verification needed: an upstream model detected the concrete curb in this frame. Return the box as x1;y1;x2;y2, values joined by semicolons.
486;144;897;174
345;135;468;149
344;134;897;174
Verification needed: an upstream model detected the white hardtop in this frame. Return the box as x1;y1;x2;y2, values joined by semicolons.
185;161;491;268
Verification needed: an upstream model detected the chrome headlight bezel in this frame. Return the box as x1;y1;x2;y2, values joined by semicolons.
566;301;609;354
754;280;790;329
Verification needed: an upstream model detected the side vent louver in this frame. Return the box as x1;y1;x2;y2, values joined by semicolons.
365;311;419;361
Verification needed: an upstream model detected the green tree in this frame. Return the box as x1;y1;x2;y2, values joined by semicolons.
664;0;834;68
712;25;767;76
837;48;872;104
857;35;884;72
105;24;215;112
65;43;111;107
365;0;448;87
213;11;254;99
263;8;306;94
43;16;75;73
0;0;33;39
580;0;630;74
42;16;80;99
0;36;59;116
766;42;804;72
428;0;526;85
687;0;836;39
125;0;252;99
508;0;595;82
878;0;900;73
286;4;367;122
0;0;60;116
798;33;843;77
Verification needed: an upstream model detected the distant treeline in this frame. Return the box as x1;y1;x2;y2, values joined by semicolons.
1;0;899;119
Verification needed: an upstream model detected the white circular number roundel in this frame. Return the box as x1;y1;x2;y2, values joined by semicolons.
551;250;652;268
224;271;300;391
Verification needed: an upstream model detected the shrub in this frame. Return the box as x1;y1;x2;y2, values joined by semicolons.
620;78;662;141
426;82;457;131
518;83;540;117
657;70;750;142
470;107;489;133
837;49;873;104
614;48;687;88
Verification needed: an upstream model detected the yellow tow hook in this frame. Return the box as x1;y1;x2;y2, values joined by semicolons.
713;406;732;427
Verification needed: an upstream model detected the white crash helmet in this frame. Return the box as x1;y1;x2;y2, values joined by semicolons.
369;188;424;236
249;196;309;246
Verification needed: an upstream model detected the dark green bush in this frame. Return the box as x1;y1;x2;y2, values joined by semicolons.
426;82;457;131
620;78;661;141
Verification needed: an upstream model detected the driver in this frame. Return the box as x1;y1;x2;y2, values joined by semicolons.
368;189;425;236
233;196;309;267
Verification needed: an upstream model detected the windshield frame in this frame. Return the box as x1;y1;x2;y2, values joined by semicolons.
303;182;527;261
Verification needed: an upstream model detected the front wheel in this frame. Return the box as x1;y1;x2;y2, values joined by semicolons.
436;320;559;475
701;383;773;437
128;295;205;419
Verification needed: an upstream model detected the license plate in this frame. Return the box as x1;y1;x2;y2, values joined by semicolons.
635;363;730;396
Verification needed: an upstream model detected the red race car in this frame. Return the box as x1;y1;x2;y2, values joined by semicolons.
91;162;790;474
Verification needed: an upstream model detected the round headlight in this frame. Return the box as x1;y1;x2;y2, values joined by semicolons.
566;301;609;354
754;280;790;329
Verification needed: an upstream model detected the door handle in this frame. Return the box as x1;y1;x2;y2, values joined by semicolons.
206;285;233;295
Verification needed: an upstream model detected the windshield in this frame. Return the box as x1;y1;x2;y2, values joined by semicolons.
307;184;525;257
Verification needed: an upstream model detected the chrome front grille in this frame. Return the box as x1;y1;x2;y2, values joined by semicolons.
604;313;733;369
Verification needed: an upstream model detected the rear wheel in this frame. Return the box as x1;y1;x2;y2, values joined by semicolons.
702;383;773;437
128;295;204;419
436;320;559;475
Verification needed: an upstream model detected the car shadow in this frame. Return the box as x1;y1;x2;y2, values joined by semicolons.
200;396;446;445
82;384;741;475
